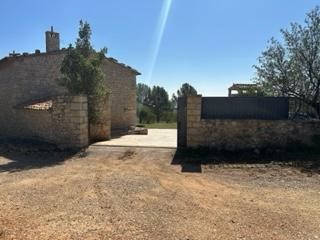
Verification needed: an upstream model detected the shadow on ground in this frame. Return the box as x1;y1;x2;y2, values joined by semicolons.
0;139;78;173
171;148;320;174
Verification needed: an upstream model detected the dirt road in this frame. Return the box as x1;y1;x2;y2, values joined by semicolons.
0;146;319;240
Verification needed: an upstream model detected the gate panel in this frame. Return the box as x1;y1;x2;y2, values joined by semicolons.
201;97;289;120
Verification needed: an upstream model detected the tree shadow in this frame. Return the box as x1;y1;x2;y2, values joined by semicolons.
171;147;320;174
0;138;78;173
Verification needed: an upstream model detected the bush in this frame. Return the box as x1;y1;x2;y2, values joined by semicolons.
137;104;156;124
161;110;177;123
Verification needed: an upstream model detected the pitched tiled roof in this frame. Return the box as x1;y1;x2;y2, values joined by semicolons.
105;57;141;75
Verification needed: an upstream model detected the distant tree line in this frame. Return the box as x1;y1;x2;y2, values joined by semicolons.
137;83;198;124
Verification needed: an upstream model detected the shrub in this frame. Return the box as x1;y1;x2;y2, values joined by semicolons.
161;111;177;123
138;105;156;124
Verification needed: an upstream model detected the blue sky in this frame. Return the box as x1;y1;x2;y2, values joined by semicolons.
0;0;319;96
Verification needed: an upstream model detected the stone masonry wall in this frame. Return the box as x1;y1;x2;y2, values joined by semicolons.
89;94;111;142
101;59;137;133
182;96;320;150
0;52;67;140
0;52;137;140
13;95;88;149
51;95;88;148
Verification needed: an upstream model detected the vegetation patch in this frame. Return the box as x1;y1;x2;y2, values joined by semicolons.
59;20;108;123
139;122;177;129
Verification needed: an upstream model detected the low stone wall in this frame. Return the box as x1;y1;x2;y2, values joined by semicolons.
179;96;320;150
15;95;89;149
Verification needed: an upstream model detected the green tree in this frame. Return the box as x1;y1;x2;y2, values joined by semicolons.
172;83;198;107
149;86;170;122
254;7;320;117
137;104;156;124
161;110;177;123
136;83;151;105
59;20;108;121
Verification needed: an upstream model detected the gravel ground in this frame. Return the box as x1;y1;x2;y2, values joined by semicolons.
0;145;319;240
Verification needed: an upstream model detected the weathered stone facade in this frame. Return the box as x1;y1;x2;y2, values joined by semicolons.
101;59;137;132
46;27;60;52
178;96;320;150
7;95;88;148
89;95;111;141
0;28;139;147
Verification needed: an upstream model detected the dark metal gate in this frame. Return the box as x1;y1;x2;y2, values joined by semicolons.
201;97;289;120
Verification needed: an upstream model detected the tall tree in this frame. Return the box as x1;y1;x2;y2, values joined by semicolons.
136;83;151;105
76;20;93;57
59;20;108;121
149;86;170;122
177;83;198;97
172;83;198;107
254;6;320;117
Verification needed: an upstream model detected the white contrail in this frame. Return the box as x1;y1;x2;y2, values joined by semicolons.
146;0;173;84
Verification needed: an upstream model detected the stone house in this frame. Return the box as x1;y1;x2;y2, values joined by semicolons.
0;27;140;148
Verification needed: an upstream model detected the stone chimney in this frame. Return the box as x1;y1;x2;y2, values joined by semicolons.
45;26;60;52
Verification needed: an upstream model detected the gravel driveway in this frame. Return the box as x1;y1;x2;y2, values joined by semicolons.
0;145;319;240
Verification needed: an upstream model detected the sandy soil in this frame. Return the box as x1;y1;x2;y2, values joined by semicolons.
0;145;319;240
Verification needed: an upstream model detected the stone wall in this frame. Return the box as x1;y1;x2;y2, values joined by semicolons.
179;96;320;150
0;52;67;107
101;59;137;133
0;52;66;142
50;95;89;148
0;52;138;141
6;95;88;149
89;94;111;142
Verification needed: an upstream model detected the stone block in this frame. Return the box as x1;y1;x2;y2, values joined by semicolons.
187;115;200;122
187;96;202;105
187;103;201;110
72;95;87;103
187;109;201;116
70;103;81;111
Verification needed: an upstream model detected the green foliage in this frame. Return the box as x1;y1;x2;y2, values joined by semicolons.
137;83;189;123
136;83;151;105
172;83;198;107
254;6;320;118
59;20;108;123
136;83;183;123
59;20;108;98
76;20;93;57
141;122;177;129
149;86;170;122
161;110;177;123
137;103;156;124
177;83;198;97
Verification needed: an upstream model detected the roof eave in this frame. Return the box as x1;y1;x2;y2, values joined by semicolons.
105;57;141;75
